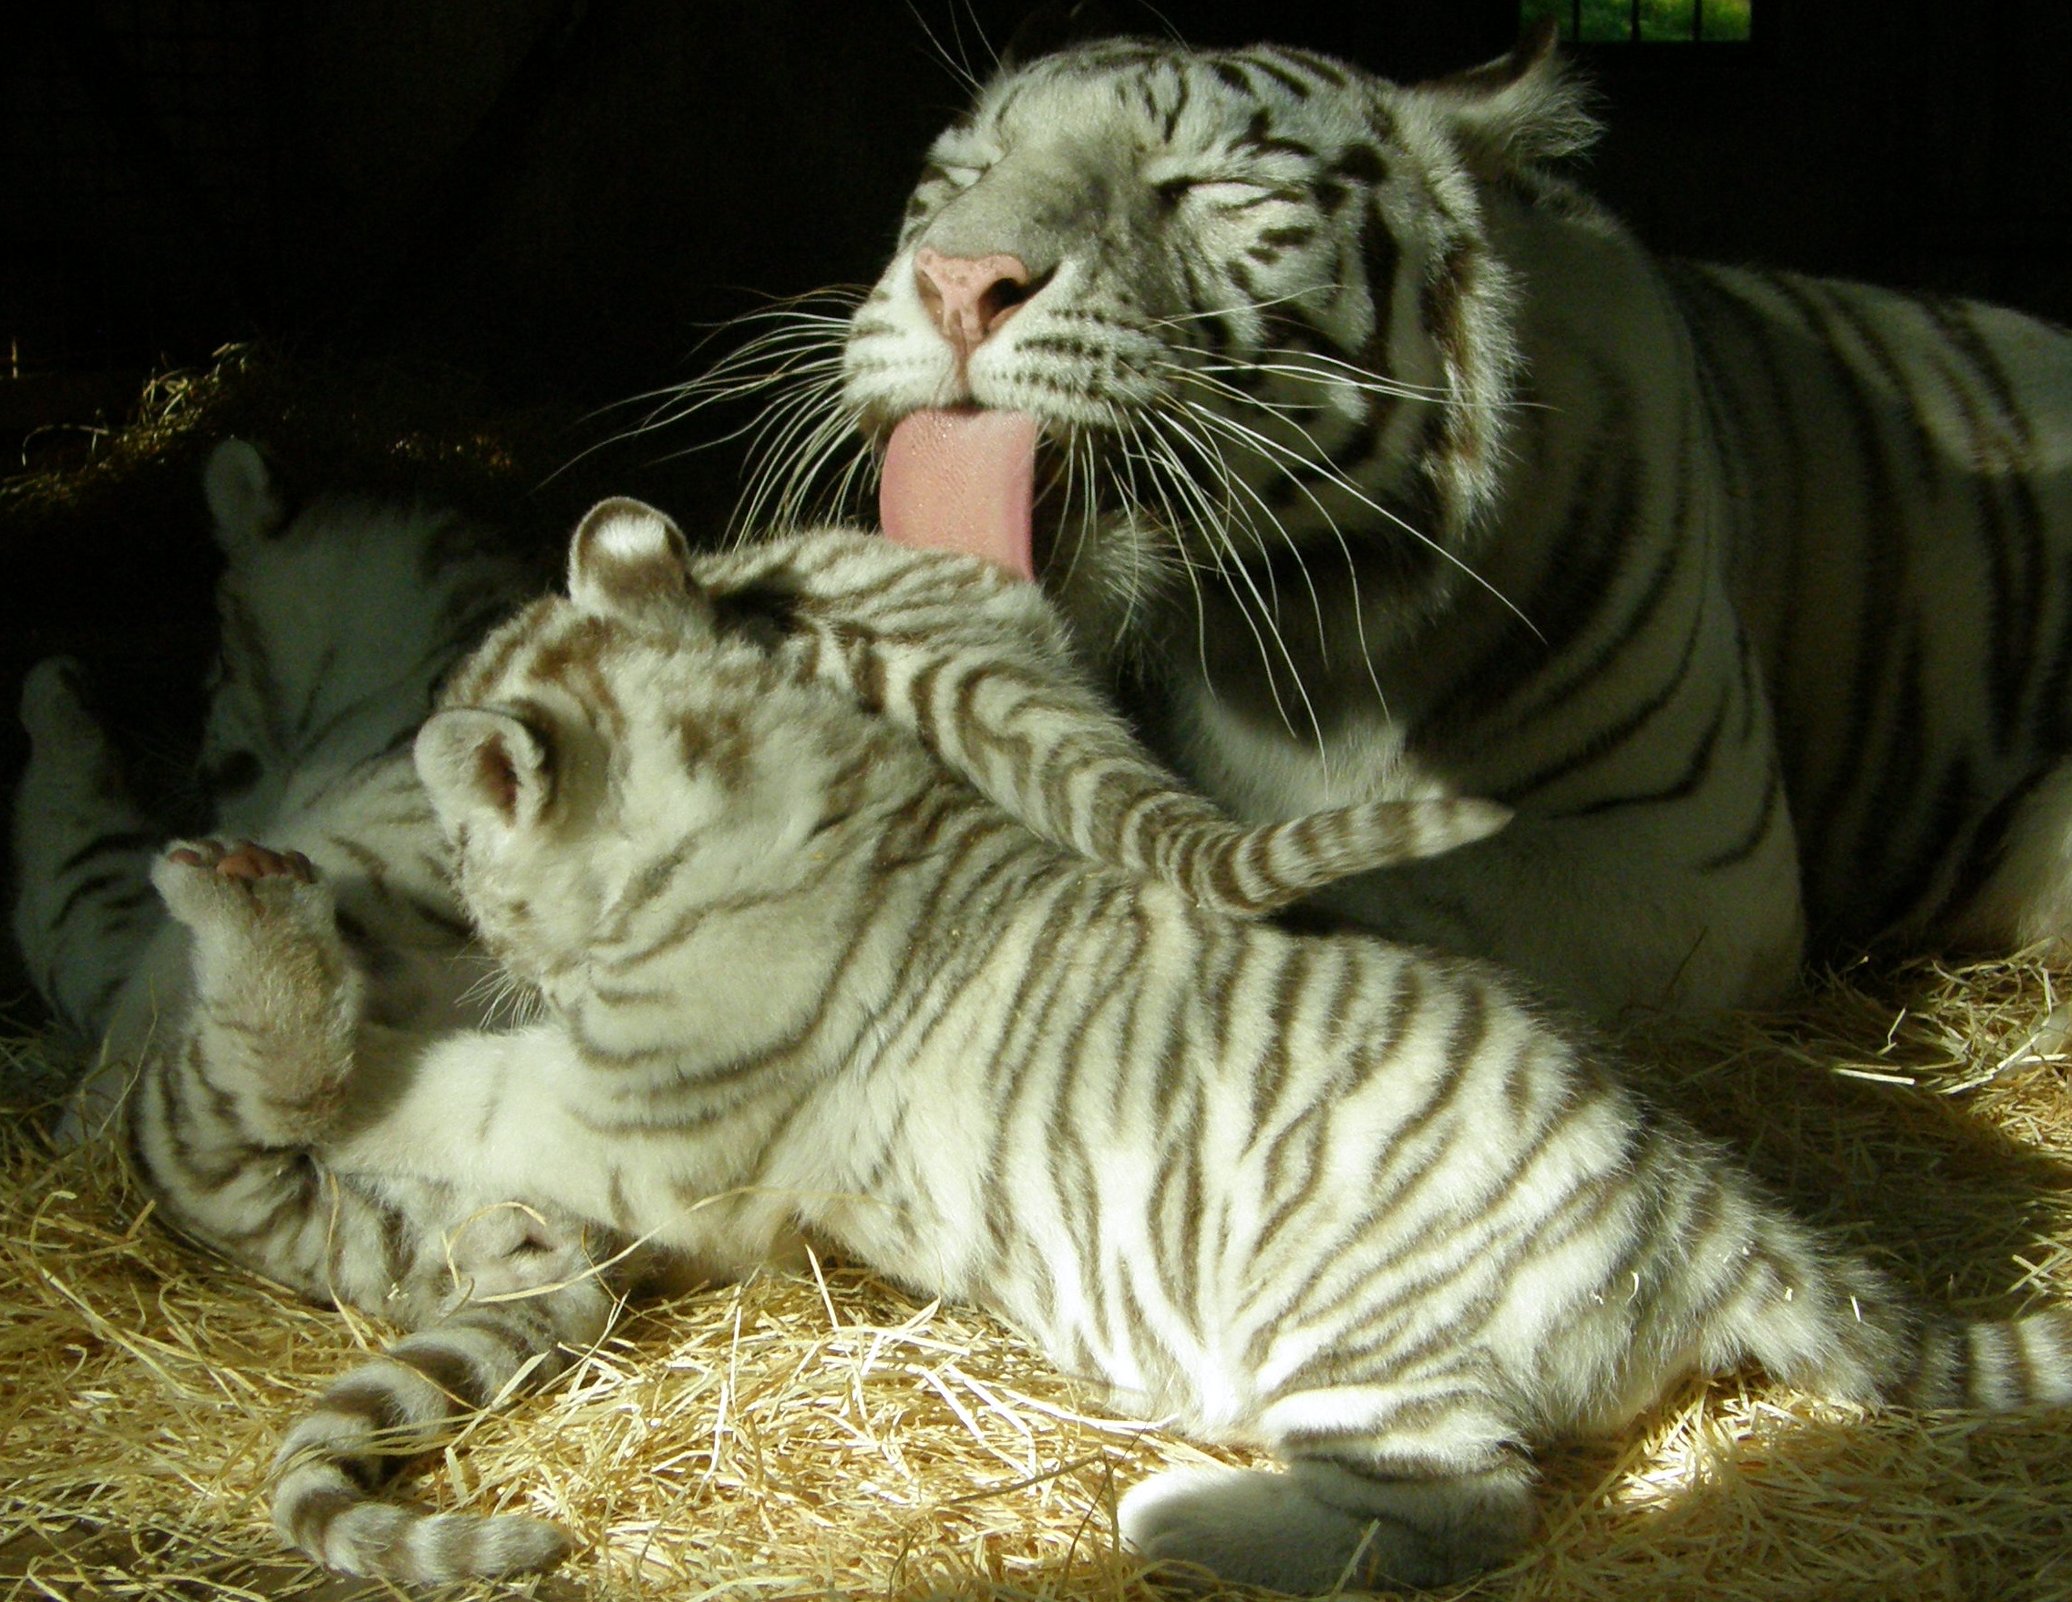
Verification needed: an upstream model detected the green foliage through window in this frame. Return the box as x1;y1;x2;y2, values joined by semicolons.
1520;0;1753;43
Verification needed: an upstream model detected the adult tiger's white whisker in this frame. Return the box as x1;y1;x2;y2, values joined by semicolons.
905;0;984;95
1192;350;1462;404
1116;430;1205;676
746;392;847;503
1158;362;1337;424
630;300;859;428
652;363;847;454
1109;424;1160;643
1176;390;1502;712
611;291;854;407
1148;289;1323;329
1160;394;1342;724
1145;396;1358;753
658;344;851;422
1049;430;1093;599
1177;396;1542;643
828;440;878;530
548;315;853;486
671;351;850;406
1194;395;1394;718
642;381;844;513
1139;409;1325;751
1179;432;1333;759
741;402;870;537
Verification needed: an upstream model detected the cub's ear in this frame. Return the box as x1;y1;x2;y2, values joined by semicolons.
202;438;287;553
568;497;706;621
1420;23;1599;180
415;708;552;831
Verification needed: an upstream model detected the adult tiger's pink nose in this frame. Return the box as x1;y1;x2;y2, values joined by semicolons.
914;248;1036;361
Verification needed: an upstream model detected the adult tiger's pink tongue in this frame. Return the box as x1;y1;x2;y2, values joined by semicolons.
880;409;1039;581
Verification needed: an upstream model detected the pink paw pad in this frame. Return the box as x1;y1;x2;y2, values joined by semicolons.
167;839;316;883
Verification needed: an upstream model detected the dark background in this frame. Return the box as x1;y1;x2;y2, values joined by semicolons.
2;0;2069;1000
9;0;2070;429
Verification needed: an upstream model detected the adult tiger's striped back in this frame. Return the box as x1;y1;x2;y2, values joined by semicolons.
1668;262;2072;946
771;28;2072;1019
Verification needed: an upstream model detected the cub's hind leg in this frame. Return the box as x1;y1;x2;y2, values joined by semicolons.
151;837;364;1144
1117;1391;1535;1593
13;658;162;1039
145;839;608;1324
136;838;375;1270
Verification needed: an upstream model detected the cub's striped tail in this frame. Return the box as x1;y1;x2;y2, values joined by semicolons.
1694;1166;2072;1417
1906;1310;2072;1412
272;1292;605;1582
1119;792;1512;914
806;615;1508;913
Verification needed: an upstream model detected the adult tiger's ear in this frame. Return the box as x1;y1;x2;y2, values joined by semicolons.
202;437;288;553
567;497;709;624
1419;22;1600;181
415;707;553;832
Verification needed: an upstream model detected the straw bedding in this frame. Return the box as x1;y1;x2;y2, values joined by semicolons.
4;953;2070;1602
4;360;2070;1600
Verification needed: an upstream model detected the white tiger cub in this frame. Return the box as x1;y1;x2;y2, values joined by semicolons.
133;513;1506;1582
10;440;606;1350
225;500;2069;1591
821;28;2072;1019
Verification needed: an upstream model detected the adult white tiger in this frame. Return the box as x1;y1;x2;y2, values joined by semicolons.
823;28;2072;1019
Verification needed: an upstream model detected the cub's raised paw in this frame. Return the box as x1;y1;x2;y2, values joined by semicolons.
152;837;332;936
169;837;316;883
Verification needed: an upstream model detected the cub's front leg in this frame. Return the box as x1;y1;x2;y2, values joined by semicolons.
139;838;398;1299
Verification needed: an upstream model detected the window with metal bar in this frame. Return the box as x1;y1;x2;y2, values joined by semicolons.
1519;0;1753;43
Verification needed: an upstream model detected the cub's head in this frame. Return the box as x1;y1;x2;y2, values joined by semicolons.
414;499;903;999
844;30;1594;651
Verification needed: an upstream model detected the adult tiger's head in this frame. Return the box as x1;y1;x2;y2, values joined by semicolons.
838;29;1597;664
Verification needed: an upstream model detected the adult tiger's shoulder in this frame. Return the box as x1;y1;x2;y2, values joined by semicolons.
803;28;2072;1018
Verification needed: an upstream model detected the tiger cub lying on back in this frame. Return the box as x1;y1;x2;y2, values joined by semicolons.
170;501;2072;1591
12;437;541;1126
17;442;1497;1574
11;438;594;1322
